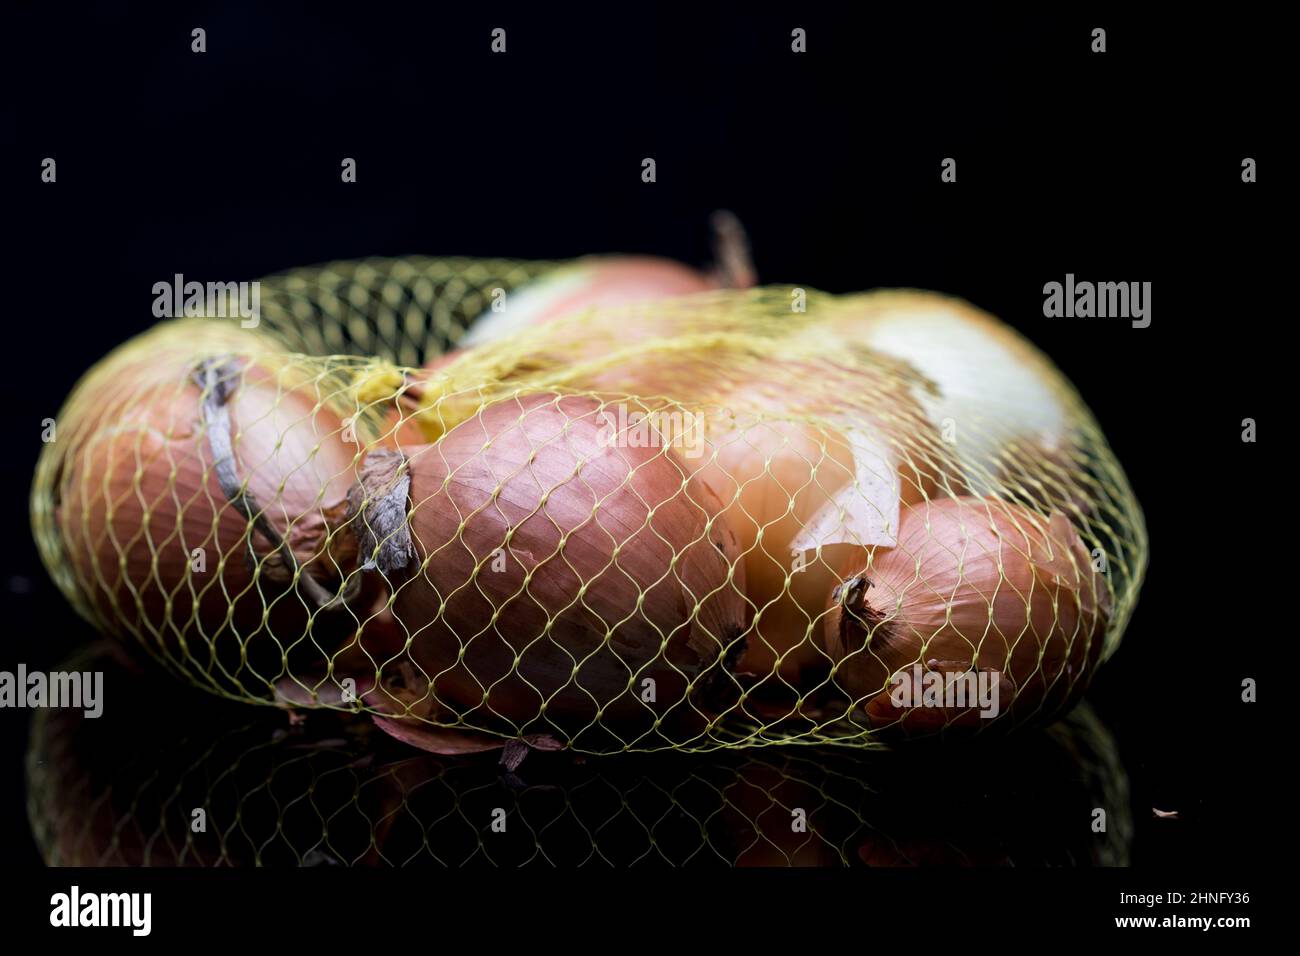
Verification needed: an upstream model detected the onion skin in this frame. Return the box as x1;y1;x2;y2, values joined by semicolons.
55;354;359;678
458;257;719;348
814;291;1080;504
822;497;1109;738
374;393;747;741
692;380;947;690
696;413;861;685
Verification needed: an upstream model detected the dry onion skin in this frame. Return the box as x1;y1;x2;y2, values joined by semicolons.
351;392;748;747
51;329;361;684
813;291;1086;507
691;371;956;695
822;496;1110;739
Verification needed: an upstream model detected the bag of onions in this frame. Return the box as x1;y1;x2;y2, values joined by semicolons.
31;257;1147;754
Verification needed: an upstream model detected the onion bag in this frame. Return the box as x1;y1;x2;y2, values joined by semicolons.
31;257;1147;753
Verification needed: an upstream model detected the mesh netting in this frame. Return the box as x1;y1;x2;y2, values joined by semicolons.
27;651;1131;867
31;257;1147;753
249;255;559;365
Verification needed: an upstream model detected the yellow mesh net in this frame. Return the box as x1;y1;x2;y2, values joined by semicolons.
30;257;1147;754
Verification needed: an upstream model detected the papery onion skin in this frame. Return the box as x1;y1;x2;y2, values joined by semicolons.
696;412;862;685
822;496;1109;738
692;380;948;690
377;393;747;742
814;292;1079;503
54;351;359;679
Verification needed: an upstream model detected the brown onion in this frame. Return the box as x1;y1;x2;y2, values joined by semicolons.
413;308;961;700
458;213;754;348
531;346;961;694
355;393;747;742
469;354;956;697
805;291;1082;505
822;496;1109;737
55;346;360;679
458;255;713;346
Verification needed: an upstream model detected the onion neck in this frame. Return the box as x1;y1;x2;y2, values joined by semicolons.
831;573;888;654
709;210;756;289
346;447;417;578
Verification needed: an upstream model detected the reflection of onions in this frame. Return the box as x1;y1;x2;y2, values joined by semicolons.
55;345;358;672
822;497;1108;737
723;759;842;866
357;393;747;739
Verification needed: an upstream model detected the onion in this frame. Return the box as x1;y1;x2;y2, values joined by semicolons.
354;392;747;741
457;213;755;348
822;496;1109;737
448;342;957;693
693;406;916;687
438;345;957;694
350;364;437;449
54;342;360;677
458;256;715;348
813;292;1076;498
689;368;954;690
414;297;981;697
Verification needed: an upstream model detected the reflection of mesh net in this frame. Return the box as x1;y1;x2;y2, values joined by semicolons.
27;654;1130;867
31;258;1147;753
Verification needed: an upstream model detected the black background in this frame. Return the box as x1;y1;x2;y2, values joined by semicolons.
1;0;1279;891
